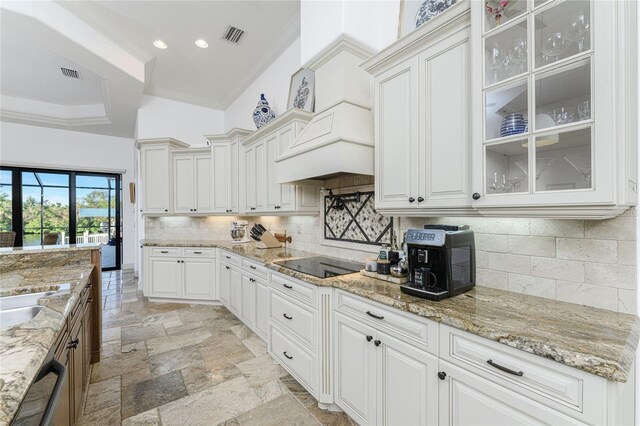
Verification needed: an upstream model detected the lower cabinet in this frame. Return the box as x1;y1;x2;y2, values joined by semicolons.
254;278;269;340
147;248;217;301
438;361;583;426
334;312;438;426
240;274;255;328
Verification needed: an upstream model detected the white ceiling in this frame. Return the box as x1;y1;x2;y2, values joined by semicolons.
60;0;301;109
0;1;301;137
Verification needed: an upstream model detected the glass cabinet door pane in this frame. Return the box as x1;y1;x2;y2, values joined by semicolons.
534;127;592;191
484;0;527;32
534;0;590;68
535;58;591;130
485;80;528;141
486;139;529;194
485;19;528;86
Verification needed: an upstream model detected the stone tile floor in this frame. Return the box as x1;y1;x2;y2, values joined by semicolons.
79;270;355;426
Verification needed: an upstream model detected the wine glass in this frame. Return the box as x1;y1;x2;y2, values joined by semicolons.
565;12;590;53
565;152;592;187
509;37;527;74
541;32;569;64
515;158;555;180
487;44;504;84
577;100;591;121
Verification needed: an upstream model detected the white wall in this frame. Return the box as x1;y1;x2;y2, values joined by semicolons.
136;95;225;147
0;121;137;269
224;37;302;131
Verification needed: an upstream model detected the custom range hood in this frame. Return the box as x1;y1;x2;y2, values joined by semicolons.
276;35;375;185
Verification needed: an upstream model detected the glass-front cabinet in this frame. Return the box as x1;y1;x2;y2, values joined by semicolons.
471;0;637;217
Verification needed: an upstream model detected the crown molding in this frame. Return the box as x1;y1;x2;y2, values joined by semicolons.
205;128;253;143
0;110;112;127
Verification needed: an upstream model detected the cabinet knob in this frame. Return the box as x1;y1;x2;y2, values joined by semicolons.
194;209;197;212
408;197;415;203
67;338;79;349
366;335;373;342
438;371;447;380
164;209;168;212
374;339;381;347
225;266;230;270
417;197;424;202
472;193;481;200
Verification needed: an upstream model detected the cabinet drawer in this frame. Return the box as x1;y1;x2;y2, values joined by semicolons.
270;273;317;307
219;250;241;266
150;247;180;257
270;326;316;392
241;258;268;279
439;325;592;414
183;248;215;258
270;292;316;350
335;290;437;354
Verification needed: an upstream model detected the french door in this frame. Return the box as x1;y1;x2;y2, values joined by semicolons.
0;166;122;270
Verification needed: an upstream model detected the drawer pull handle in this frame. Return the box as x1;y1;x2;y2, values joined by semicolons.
250;265;257;270
225;255;231;259
249;278;256;283
161;251;169;254
487;359;524;377
86;297;93;304
85;283;91;289
366;311;384;320
193;251;202;254
283;313;293;320
283;284;293;289
67;339;79;349
366;335;373;342
283;351;293;360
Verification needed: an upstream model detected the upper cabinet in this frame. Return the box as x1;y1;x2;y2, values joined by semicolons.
471;0;637;217
172;149;213;214
206;129;252;214
364;2;474;216
137;138;190;214
240;109;320;215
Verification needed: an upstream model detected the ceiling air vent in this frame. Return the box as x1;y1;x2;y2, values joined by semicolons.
61;67;80;79
222;26;245;44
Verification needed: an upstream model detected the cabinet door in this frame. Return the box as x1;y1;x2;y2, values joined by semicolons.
229;140;239;212
229;267;242;317
254;141;267;211
255;278;269;340
53;343;71;426
173;155;193;213
375;58;419;210
194;154;213;213
142;146;170;213
82;296;92;390
265;134;281;211
244;146;257;212
150;258;182;298
70;318;84;422
438;361;583;426
241;274;255;328
376;331;438;426
220;263;231;307
183;258;215;300
212;144;230;213
276;126;297;211
420;34;471;208
334;313;377;426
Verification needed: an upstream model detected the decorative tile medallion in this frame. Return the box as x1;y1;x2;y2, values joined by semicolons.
324;191;392;246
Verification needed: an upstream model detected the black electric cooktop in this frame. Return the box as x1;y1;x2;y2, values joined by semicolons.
274;256;362;279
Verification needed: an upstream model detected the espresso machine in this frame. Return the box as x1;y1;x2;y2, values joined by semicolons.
400;225;475;301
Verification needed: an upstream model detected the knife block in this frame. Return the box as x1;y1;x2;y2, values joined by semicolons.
256;230;282;249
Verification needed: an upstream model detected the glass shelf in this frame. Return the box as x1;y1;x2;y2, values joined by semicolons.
534;0;591;68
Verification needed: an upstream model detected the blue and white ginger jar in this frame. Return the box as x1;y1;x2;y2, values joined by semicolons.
253;94;276;129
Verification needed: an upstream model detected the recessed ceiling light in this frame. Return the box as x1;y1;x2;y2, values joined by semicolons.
195;39;209;48
153;40;168;49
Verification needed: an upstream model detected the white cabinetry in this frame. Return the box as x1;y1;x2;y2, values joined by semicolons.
172;149;213;214
469;0;637;218
206;129;251;214
364;4;473;216
145;247;217;301
241;109;320;214
137;138;190;214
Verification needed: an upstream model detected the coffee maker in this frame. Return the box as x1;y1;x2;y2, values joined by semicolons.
400;225;475;301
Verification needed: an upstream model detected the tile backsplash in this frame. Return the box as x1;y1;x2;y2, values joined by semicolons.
145;176;637;314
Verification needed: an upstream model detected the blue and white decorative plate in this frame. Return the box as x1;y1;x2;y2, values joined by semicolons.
415;0;458;28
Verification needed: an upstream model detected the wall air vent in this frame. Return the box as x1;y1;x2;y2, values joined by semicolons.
61;68;80;79
222;26;245;44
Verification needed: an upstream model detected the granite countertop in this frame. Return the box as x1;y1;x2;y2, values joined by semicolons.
141;239;640;383
0;243;102;256
0;264;94;424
